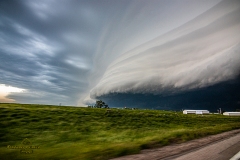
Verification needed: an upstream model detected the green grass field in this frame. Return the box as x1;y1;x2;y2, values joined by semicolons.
0;103;240;160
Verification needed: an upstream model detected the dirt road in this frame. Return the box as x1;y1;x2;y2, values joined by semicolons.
111;129;240;160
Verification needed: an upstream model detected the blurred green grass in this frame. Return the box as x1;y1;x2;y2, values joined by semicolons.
0;103;240;160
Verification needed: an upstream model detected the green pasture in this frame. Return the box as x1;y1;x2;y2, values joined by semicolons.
0;103;240;160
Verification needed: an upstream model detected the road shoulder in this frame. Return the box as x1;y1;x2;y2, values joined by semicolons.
111;129;240;160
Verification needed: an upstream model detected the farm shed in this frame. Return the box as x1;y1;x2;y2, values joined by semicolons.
223;112;240;116
183;110;210;115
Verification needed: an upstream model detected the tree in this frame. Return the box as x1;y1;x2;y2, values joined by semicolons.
94;100;109;108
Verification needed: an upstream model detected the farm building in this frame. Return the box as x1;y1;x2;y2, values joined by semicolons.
223;112;240;116
183;110;210;115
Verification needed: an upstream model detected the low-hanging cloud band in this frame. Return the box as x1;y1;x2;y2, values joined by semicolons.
84;0;240;105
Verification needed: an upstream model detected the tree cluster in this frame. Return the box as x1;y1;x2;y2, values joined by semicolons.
88;100;109;108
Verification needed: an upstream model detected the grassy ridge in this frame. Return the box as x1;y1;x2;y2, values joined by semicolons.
0;103;240;160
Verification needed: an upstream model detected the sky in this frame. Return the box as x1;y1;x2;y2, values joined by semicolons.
0;0;239;107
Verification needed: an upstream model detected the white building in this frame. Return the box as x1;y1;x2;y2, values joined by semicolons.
223;112;240;116
183;110;210;115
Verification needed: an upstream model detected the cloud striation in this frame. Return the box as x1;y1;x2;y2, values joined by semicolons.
84;0;240;110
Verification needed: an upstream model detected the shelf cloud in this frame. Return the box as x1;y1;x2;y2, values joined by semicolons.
84;0;240;106
0;0;239;109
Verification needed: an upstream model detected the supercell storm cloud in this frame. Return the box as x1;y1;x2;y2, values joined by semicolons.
85;0;240;110
0;0;239;110
92;0;240;95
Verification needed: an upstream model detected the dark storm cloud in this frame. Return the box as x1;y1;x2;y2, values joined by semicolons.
0;0;100;105
86;0;240;105
2;0;234;107
1;0;152;105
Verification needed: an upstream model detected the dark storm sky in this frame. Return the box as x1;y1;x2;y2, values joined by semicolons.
1;0;239;106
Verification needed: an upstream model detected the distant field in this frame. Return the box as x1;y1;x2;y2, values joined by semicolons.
0;103;240;160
